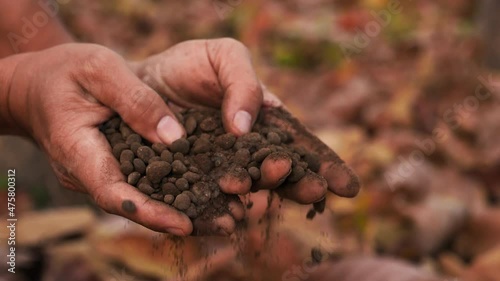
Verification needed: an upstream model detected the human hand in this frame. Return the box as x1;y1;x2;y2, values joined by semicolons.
3;43;198;235
132;38;360;206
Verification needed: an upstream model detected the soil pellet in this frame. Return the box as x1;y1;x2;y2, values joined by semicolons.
146;161;172;183
183;190;198;204
127;172;141;185
267;131;281;145
113;143;129;159
152;143;167;155
234;149;251;167
303;153;321;173
162;182;180;196
133;158;146;174
138;183;155;195
183;171;201;184
192;138;211;154
138;176;153;187
252;148;272;162
120;150;135;163
186;204;198;218
173;193;191;210
173;152;184;162
200;117;219;132
151;193;164;201
313;199;326;214
287;166;306;183
215;133;236;150
172;160;188;174
137;146;155;163
193;154;213;174
241;132;262;143
306;209;316;220
171;138;190;154
120;124;133;139
175;178;189;191
248;167;261;181
192;182;211;203
187;135;198;145
185;116;197;135
160;150;173;163
130;142;141;155
189;166;201;173
164;194;175;204
120;161;134;175
108;133;124;146
106;118;120;129
126;134;142;145
148;156;161;164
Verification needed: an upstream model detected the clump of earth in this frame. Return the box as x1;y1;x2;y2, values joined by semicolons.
101;107;326;222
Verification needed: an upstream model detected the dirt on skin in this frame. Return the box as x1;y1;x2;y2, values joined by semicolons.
101;107;328;229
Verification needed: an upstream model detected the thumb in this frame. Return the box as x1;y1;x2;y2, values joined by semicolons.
77;48;185;144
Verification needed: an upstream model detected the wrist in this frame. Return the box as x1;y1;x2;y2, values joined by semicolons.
0;53;30;136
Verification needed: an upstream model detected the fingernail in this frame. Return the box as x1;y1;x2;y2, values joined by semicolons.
233;110;252;134
157;116;185;144
166;227;186;236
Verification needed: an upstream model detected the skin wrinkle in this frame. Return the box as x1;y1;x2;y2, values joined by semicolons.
205;40;223;95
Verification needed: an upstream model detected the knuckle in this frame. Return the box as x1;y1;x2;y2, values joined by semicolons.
211;38;250;58
92;189;115;214
218;37;246;50
244;82;262;97
81;46;118;78
126;86;158;120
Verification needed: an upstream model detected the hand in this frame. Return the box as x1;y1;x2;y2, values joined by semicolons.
4;43;197;235
132;38;360;205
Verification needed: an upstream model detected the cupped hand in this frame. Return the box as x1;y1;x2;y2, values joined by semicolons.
133;38;360;211
6;43;197;235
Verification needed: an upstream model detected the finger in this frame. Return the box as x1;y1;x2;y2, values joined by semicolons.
254;152;292;190
218;166;252;194
69;128;192;235
206;38;263;135
259;106;361;197
320;161;360;198
193;213;236;236
228;200;245;221
261;83;284;108
76;46;185;144
277;171;327;204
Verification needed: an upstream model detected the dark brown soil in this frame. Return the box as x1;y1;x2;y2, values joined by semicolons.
101;108;326;224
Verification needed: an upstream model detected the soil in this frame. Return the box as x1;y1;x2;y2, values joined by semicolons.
101;107;327;225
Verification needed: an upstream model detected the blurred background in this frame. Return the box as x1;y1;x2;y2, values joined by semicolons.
1;0;500;280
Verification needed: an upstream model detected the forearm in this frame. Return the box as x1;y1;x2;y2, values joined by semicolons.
0;0;73;58
0;53;29;135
